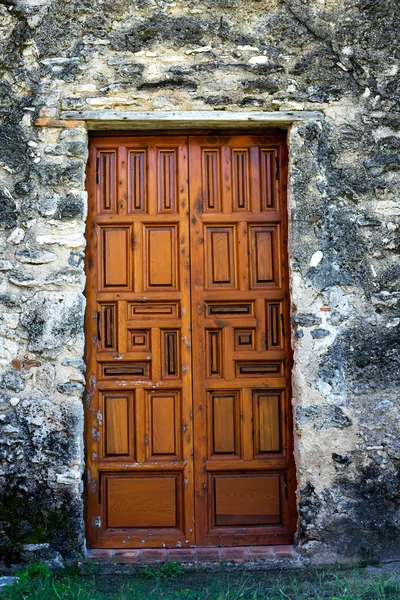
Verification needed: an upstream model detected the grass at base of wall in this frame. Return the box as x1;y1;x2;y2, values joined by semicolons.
2;560;400;599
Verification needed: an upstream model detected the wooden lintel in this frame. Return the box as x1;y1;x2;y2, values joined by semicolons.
59;110;323;131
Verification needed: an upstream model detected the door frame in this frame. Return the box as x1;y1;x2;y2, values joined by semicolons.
84;128;296;548
77;110;324;550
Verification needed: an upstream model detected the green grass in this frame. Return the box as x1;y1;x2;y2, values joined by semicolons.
2;561;400;600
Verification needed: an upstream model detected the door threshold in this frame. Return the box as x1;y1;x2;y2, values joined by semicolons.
85;545;301;569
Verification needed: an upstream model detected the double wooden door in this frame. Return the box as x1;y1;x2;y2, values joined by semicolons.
85;133;296;549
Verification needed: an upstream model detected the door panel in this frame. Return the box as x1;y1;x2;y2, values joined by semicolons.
85;137;194;548
85;133;296;549
189;135;296;545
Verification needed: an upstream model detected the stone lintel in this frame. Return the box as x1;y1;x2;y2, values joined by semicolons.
59;110;323;131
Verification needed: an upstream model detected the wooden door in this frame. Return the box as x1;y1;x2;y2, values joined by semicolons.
85;133;296;549
85;136;195;548
189;134;296;545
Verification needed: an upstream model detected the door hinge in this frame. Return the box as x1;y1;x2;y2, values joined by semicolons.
280;313;285;337
93;516;101;528
275;156;279;180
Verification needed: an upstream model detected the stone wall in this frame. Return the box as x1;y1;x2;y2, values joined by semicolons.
0;0;399;565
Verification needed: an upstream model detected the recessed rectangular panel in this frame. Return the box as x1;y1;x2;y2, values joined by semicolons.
145;225;177;289
129;302;179;317
149;392;180;457
209;391;239;456
163;331;179;377
234;329;255;350
267;302;282;348
99;304;117;351
232;150;249;211
236;362;281;377
102;363;149;377
128;150;147;212
129;329;150;351
104;393;132;457
101;227;130;289
207;302;253;316
106;475;178;528
207;330;222;377
203;150;220;211
98;151;117;214
214;474;281;525
253;391;281;454
260;150;277;211
205;226;236;288
249;225;278;288
158;150;177;212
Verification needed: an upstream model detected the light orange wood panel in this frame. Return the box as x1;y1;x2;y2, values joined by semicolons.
98;303;117;352
249;225;279;288
234;329;255;350
97;151;117;214
253;391;281;454
209;391;240;456
189;134;296;546
232;149;250;211
85;136;194;550
202;149;220;212
147;391;180;458
106;475;178;528
260;149;278;211
104;395;130;456
129;329;151;351
214;475;281;526
145;225;177;289
157;149;177;213
101;227;131;288
128;150;147;213
128;301;180;318
162;330;179;378
266;301;283;349
205;226;236;289
206;330;223;378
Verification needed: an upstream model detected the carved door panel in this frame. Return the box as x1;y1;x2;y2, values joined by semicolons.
86;133;296;549
85;137;195;548
189;134;296;545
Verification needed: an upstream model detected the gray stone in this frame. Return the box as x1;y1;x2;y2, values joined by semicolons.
16;250;57;264
297;405;352;431
56;382;84;395
0;187;17;229
37;160;85;187
293;314;322;327
57;193;84;221
0;576;18;590
21;292;84;354
37;193;60;217
311;328;330;339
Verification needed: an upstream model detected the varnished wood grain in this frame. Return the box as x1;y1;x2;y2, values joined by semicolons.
86;136;194;549
189;134;296;546
85;133;296;549
214;475;281;526
106;475;178;528
104;394;130;456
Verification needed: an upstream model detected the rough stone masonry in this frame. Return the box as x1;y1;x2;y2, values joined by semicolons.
0;0;399;566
